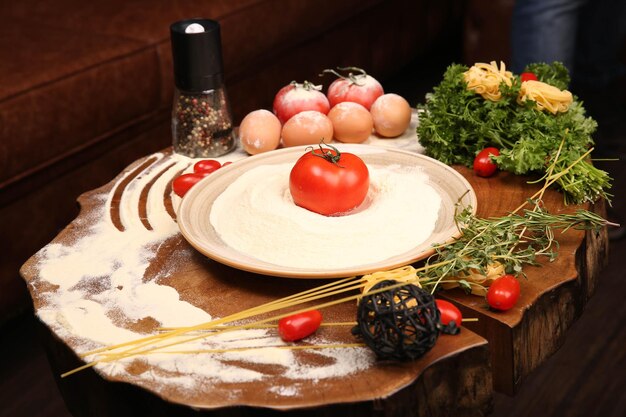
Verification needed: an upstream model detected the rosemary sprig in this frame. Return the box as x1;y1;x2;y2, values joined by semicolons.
419;203;607;293
418;133;612;293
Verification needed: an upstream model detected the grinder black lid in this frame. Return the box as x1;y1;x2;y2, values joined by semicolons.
170;19;224;92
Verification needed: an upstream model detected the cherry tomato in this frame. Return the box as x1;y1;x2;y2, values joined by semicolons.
520;72;538;82
278;310;323;342
273;81;330;124
486;274;520;311
324;67;384;110
172;173;205;198
193;159;221;174
435;299;463;327
289;144;370;216
473;147;500;177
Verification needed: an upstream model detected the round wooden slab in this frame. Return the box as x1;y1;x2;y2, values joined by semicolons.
20;147;606;414
20;149;492;416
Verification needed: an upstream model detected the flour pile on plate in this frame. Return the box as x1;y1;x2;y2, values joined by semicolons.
210;163;441;269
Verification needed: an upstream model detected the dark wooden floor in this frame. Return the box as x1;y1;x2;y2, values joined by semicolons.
1;54;625;417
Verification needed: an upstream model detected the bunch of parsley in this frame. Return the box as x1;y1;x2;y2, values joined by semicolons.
417;62;611;204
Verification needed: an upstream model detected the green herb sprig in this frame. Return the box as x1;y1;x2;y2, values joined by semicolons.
417;203;607;294
416;140;613;293
416;62;612;204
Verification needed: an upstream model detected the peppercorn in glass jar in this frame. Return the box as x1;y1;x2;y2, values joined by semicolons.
170;19;235;157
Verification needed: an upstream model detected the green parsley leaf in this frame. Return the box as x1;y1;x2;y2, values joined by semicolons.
416;62;611;204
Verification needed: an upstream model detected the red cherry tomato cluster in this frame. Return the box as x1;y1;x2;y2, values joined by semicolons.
473;147;500;177
278;310;323;342
172;159;229;198
486;274;521;311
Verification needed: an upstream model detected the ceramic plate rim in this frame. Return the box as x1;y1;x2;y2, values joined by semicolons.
177;144;476;278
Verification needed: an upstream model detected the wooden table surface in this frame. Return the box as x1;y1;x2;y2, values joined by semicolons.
20;145;607;417
444;167;608;395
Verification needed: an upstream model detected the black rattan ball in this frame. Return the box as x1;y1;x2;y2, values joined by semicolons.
352;280;444;361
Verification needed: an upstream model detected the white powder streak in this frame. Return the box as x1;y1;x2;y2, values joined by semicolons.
146;159;187;229
210;164;441;269
58;300;139;345
270;385;299;397
283;347;374;380
33;150;375;396
119;153;165;230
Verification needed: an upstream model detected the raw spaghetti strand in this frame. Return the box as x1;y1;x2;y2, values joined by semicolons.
79;275;359;358
62;277;448;377
85;266;441;361
156;343;367;355
65;277;398;373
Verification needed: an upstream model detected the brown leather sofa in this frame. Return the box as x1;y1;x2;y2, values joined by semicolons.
0;0;464;323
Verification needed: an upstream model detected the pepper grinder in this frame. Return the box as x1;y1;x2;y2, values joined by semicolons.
170;19;235;157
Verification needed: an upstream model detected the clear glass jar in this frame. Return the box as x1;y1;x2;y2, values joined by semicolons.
171;86;235;158
170;18;235;158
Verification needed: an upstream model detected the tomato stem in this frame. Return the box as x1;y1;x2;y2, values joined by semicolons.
319;66;367;86
308;141;344;167
289;80;322;91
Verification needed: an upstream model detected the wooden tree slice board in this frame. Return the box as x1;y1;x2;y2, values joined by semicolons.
20;149;492;416
440;167;608;394
19;148;606;414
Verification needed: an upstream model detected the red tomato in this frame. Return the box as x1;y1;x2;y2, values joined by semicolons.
273;81;330;124
172;173;205;198
520;72;538;82
193;159;221;174
486;274;521;311
324;67;384;110
289;145;370;216
435;299;463;327
222;161;232;166
278;310;323;342
473;147;500;177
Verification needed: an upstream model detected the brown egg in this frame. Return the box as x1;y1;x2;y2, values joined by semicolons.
327;102;373;143
281;111;334;147
370;93;412;138
239;109;282;155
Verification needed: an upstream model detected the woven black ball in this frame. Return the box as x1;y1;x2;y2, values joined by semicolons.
352;280;443;361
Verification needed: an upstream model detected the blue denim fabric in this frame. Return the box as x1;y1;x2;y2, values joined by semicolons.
511;0;626;88
511;0;587;75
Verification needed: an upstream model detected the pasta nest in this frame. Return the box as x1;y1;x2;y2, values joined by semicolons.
360;265;420;296
463;61;513;101
518;79;573;114
441;261;505;296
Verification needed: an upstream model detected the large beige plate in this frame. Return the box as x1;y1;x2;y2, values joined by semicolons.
177;144;476;278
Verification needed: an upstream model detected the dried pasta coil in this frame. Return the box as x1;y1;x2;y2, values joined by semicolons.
517;80;573;114
463;61;513;101
360;265;420;296
441;261;505;296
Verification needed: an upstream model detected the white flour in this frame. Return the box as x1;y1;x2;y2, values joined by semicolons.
210;163;441;269
31;151;375;397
